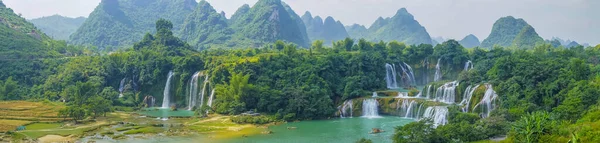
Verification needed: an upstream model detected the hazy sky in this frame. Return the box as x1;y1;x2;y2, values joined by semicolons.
3;0;599;45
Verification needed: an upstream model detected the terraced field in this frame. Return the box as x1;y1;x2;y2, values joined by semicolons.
0;101;65;132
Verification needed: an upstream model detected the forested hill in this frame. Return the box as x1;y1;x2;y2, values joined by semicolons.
30;15;86;40
179;0;233;50
229;0;310;47
0;1;51;59
362;8;432;45
70;0;197;49
481;16;543;48
301;12;349;45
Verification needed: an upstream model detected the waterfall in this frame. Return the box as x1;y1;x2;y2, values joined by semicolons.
423;59;430;85
362;99;380;118
119;78;126;98
372;92;378;98
425;85;432;99
188;72;201;110
422;106;448;127
464;60;474;71
143;96;156;107
460;84;480;112
403;62;416;86
433;81;459;103
473;84;498;118
400;99;421;118
434;58;442;81
198;75;209;109
207;89;216;107
340;100;353;118
161;71;174;109
385;63;399;89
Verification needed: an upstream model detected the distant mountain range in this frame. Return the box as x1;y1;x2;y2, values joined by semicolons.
30;15;86;40
302;12;349;45
15;0;591;50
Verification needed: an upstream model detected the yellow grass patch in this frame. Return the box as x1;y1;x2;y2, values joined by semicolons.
0;101;65;122
0;119;31;132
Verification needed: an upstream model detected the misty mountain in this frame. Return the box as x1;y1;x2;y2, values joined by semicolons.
30;15;86;40
302;12;349;44
459;34;480;48
345;24;368;39
481;16;543;48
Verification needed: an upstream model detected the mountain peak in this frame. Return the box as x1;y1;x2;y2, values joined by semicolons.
303;11;312;18
0;0;5;8
481;16;539;48
396;8;409;15
459;34;480;48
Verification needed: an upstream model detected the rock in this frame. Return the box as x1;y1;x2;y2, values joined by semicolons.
262;130;273;134
371;128;384;134
287;127;297;130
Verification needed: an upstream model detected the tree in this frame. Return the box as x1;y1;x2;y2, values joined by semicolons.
86;96;112;118
59;106;87;124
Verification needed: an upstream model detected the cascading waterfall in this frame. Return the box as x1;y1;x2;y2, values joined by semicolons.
198;75;209;109
143;96;156;107
188;72;201;110
472;84;498;118
385;63;399;89
119;78;126;98
362;99;380;118
464;60;474;71
460;84;480;112
434;58;442;81
433;81;459;103
339;100;353;118
161;71;174;109
207;89;216;107
372;92;378;98
425;85;432;99
402;62;416;86
398;99;421;118
422;106;449;127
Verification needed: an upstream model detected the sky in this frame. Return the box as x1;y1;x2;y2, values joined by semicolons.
3;0;599;45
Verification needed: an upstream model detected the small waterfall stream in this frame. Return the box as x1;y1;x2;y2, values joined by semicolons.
161;71;174;108
339;100;353;118
207;89;216;107
118;78;126;98
362;99;380;118
402;62;416;86
472;84;498;118
385;63;398;89
188;72;201;110
460;84;480;112
464;60;473;71
434;58;442;81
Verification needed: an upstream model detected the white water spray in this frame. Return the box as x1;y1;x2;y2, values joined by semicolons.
362;99;380;118
434;58;442;81
161;71;174;109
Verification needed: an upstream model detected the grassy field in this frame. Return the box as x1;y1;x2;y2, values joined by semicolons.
25;123;63;130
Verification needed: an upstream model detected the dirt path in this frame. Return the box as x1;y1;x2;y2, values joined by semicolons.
37;135;74;143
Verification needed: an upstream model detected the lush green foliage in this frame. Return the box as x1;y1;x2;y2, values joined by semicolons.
29;15;86;40
230;115;275;124
179;0;232;50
